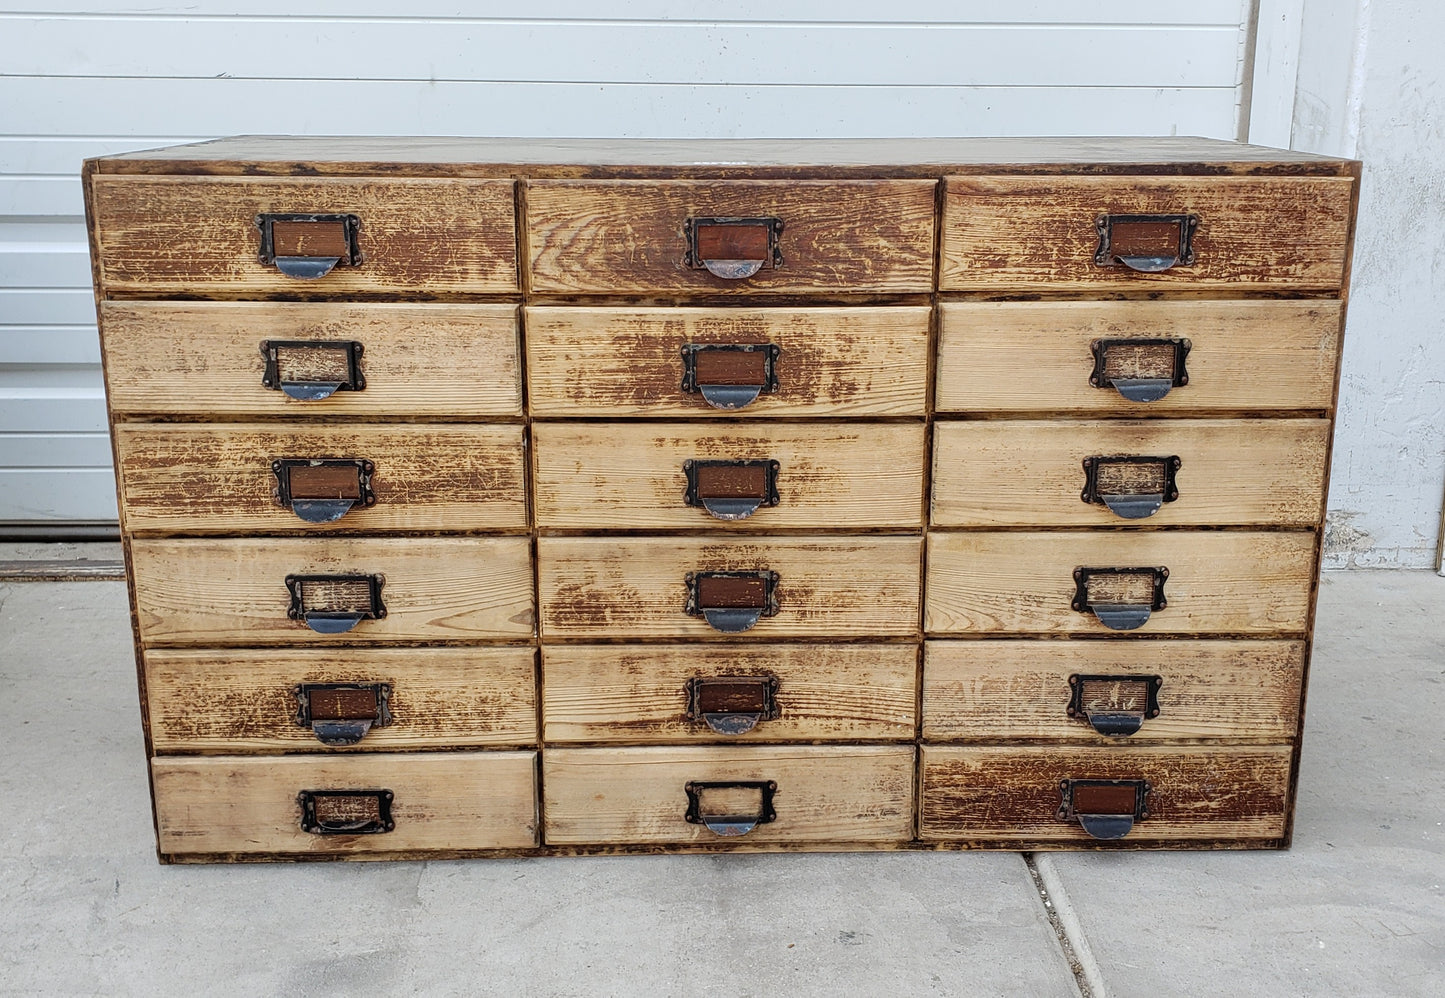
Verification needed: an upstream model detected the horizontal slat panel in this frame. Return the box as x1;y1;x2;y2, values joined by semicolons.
0;468;116;520
0;177;82;216
0;239;90;286
0;363;102;389
0;137;201;174
0;392;107;432
0;290;96;325
0;327;99;365
0;431;111;467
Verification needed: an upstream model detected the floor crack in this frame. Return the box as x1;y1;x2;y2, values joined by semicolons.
1023;852;1102;998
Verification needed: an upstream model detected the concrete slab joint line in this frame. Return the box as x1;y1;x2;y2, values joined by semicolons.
1028;853;1109;998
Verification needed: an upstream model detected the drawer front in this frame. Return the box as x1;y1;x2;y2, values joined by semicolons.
534;422;925;529
543;746;914;845
941;175;1353;291
115;423;527;533
100;302;522;417
936;301;1342;414
543;644;917;744
146;647;537;753
538;536;921;639
923;639;1304;743
153;751;538;855
931;419;1329;528
527;180;935;294
131;537;534;646
925;531;1315;635
91;175;517;295
526;306;930;417
920;745;1290;844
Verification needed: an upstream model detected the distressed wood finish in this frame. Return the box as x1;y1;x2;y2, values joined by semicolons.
527;180;936;294
940;175;1353;292
525;306;930;416
130;537;534;646
544;745;914;845
923;639;1304;743
543;644;917;744
100;302;523;417
146;647;537;753
920;745;1291;843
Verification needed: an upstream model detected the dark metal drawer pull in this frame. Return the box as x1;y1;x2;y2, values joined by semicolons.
285;573;386;634
256;212;362;279
1072;566;1167;631
1081;455;1181;520
1067;674;1163;737
261;339;365;401
685;780;777;837
1094;213;1198;273
684;216;784;279
685;570;780;633
273;458;376;523
1089;337;1191;403
680;343;781;410
293;682;393;746
685;675;780;735
298;789;394;835
683;459;780;521
1059;779;1150;840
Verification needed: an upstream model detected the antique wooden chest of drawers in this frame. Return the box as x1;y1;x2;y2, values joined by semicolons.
83;137;1358;861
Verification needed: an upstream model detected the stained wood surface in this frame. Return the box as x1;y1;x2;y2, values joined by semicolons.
153;751;539;855
940;175;1354;291
525;306;929;416
925;531;1316;635
146;647;537;753
543;745;914;845
935;300;1342;414
130;537;534;646
542;643;916;744
526;180;935;294
923;639;1304;743
930;419;1329;527
920;745;1290;842
91;175;517;295
100;302;523;417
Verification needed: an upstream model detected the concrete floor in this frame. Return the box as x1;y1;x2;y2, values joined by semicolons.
0;568;1440;997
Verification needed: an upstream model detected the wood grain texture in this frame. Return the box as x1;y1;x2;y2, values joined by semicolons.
527;180;935;294
539;536;921;639
131;537;534;646
91;175;517;295
925;531;1316;635
525;306;929;416
935;300;1342;414
940;175;1353;291
931;419;1330;527
146;647;537;754
534;422;924;529
100;302;522;417
920;745;1291;843
542;644;916;744
153;751;538;855
923;639;1304;743
543;745;914;845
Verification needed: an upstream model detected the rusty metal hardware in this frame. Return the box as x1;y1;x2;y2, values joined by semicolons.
1089;338;1191;403
260;340;365;401
1080;455;1181;520
1072;566;1168;631
680;343;781;410
1058;779;1151;840
683;459;780;521
683;216;784;279
298;789;395;835
1094;213;1198;273
293;682;393;746
1067;674;1163;737
285;573;386;634
684;675;781;735
256;213;362;279
685;570;780;633
272;458;376;523
685;780;778;836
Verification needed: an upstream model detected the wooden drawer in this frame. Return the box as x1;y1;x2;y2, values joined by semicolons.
923;640;1304;743
526;306;929;417
542;644;916;744
940;175;1353;292
153;751;538;856
936;301;1342;414
146;647;537;754
131;537;534;646
925;531;1315;636
534;422;925;529
114;423;527;534
920;745;1291;845
543;746;914;846
538;536;921;639
527;180;935;294
100;302;522;417
931;419;1329;528
90;175;517;295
